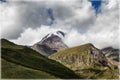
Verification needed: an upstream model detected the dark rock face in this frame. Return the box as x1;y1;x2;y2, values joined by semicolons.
101;47;119;54
56;31;65;37
31;31;68;56
101;47;119;62
41;34;68;51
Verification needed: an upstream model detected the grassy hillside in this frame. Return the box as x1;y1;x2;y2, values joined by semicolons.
49;43;119;79
1;39;79;79
75;67;118;79
2;59;56;79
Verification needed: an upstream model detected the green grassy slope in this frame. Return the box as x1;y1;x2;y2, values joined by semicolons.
2;59;56;79
75;67;119;79
1;39;79;79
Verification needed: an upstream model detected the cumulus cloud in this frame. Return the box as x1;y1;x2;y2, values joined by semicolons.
1;0;95;38
65;0;119;48
11;25;64;45
0;2;22;39
0;1;53;39
0;0;119;49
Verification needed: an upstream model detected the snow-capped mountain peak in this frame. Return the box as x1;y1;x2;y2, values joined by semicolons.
41;31;65;42
32;31;68;56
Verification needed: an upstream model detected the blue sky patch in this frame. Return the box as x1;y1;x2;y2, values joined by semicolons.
89;0;102;13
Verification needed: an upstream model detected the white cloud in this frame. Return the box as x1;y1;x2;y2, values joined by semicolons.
11;25;64;46
0;2;22;39
62;0;119;49
1;0;95;39
64;0;119;49
1;0;119;49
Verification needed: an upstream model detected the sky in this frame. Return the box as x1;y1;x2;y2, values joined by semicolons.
89;0;102;13
0;0;119;49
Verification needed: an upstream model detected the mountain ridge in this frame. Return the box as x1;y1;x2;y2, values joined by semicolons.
49;43;119;78
49;43;108;69
1;38;119;79
101;47;119;62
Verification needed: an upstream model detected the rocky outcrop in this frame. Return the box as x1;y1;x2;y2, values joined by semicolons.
49;43;110;70
101;47;119;62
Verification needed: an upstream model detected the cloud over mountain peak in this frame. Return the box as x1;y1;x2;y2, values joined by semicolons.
0;0;119;49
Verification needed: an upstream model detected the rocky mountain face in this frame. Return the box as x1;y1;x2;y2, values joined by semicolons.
49;43;110;70
101;47;120;69
49;43;119;78
101;47;119;62
31;31;68;56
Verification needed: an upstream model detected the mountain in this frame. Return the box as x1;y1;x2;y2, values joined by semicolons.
1;39;79;79
31;31;68;56
49;43;109;70
101;47;119;62
49;43;119;79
